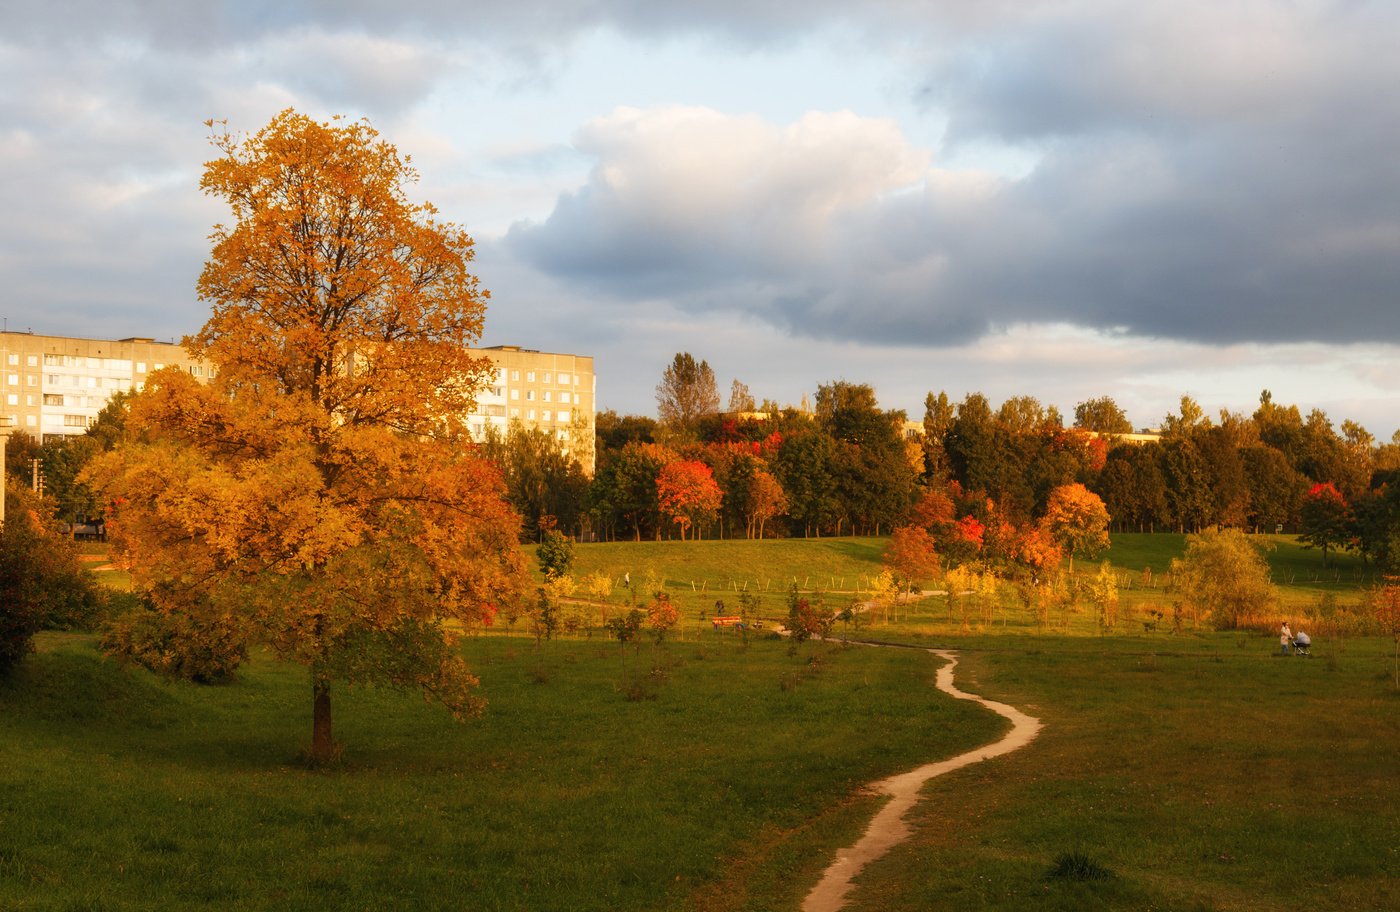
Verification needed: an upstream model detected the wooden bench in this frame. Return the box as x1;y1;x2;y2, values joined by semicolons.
711;616;744;629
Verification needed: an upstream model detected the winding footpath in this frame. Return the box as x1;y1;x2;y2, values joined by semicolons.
802;648;1042;912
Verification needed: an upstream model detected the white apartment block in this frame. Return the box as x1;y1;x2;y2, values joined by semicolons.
469;345;596;473
0;332;206;442
1;332;596;471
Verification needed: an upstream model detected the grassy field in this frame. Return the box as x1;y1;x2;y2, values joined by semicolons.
531;533;1381;640
4;535;1396;910
842;636;1400;911
0;631;999;912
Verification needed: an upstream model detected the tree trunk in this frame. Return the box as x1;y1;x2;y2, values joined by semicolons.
311;678;335;764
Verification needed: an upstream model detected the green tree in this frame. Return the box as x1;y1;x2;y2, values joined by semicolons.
3;430;42;485
656;353;720;432
773;428;838;537
537;529;574;580
480;422;590;539
1241;444;1305;533
1074;396;1133;435
1170;528;1277;630
1;481;104;675
38;435;101;524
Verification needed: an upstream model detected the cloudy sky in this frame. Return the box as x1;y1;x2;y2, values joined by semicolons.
4;1;1398;436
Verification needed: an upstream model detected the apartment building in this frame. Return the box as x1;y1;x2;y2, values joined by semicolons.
0;331;205;442
1;332;596;471
469;345;596;473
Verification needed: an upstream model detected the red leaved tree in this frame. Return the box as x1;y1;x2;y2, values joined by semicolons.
656;459;723;540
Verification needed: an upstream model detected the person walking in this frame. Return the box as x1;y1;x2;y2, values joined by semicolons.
1279;620;1293;656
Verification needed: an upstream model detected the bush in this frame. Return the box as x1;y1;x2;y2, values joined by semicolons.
101;600;247;684
537;530;574;580
1;482;107;675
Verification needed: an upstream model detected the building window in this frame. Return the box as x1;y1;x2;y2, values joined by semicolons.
511;370;519;381
64;414;89;428
558;373;570;384
5;355;14;366
25;415;35;427
527;409;536;421
526;390;535;401
5;374;15;386
543;391;552;402
543;372;552;384
510;389;519;400
43;394;63;406
24;395;35;406
5;394;15;406
526;371;535;382
136;362;146;373
541;410;551;422
560;392;571;404
509;408;520;419
44;354;63;366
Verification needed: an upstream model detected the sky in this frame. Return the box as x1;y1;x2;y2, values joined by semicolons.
3;0;1399;437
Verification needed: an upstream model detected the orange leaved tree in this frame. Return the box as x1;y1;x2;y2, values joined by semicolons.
1041;483;1111;573
656;459;722;540
883;525;940;600
88;110;527;763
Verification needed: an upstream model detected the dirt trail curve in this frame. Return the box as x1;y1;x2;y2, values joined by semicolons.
802;648;1042;912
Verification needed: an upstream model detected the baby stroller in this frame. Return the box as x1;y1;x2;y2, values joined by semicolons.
1291;632;1312;657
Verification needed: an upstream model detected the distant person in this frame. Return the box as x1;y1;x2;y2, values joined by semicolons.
1279;621;1292;656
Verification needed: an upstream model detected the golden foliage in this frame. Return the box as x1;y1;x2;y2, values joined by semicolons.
85;111;527;746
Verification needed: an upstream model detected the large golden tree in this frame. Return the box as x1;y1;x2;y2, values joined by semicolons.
90;110;526;762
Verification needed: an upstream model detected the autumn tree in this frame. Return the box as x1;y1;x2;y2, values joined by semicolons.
656;353;720;431
727;379;756;413
744;469;788;539
656;459;722;540
883;525;940;599
1299;482;1352;567
1368;582;1400;689
1040;483;1111;573
87;111;527;763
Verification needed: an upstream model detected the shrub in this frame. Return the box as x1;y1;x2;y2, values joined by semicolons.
537;529;574;580
1045;851;1114;882
1;482;107;675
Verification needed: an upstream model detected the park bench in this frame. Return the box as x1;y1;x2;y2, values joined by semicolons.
711;616;744;629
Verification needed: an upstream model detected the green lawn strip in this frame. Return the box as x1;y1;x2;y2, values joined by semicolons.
840;637;1400;911
530;537;888;595
1;632;1001;912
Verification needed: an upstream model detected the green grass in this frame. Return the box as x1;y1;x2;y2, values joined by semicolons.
839;636;1400;911
0;631;999;912
540;536;889;593
8;535;1395;910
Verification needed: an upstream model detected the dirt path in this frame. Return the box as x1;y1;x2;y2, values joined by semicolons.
802;648;1041;912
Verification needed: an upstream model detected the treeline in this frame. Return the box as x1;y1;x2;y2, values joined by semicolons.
479;357;1400;574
